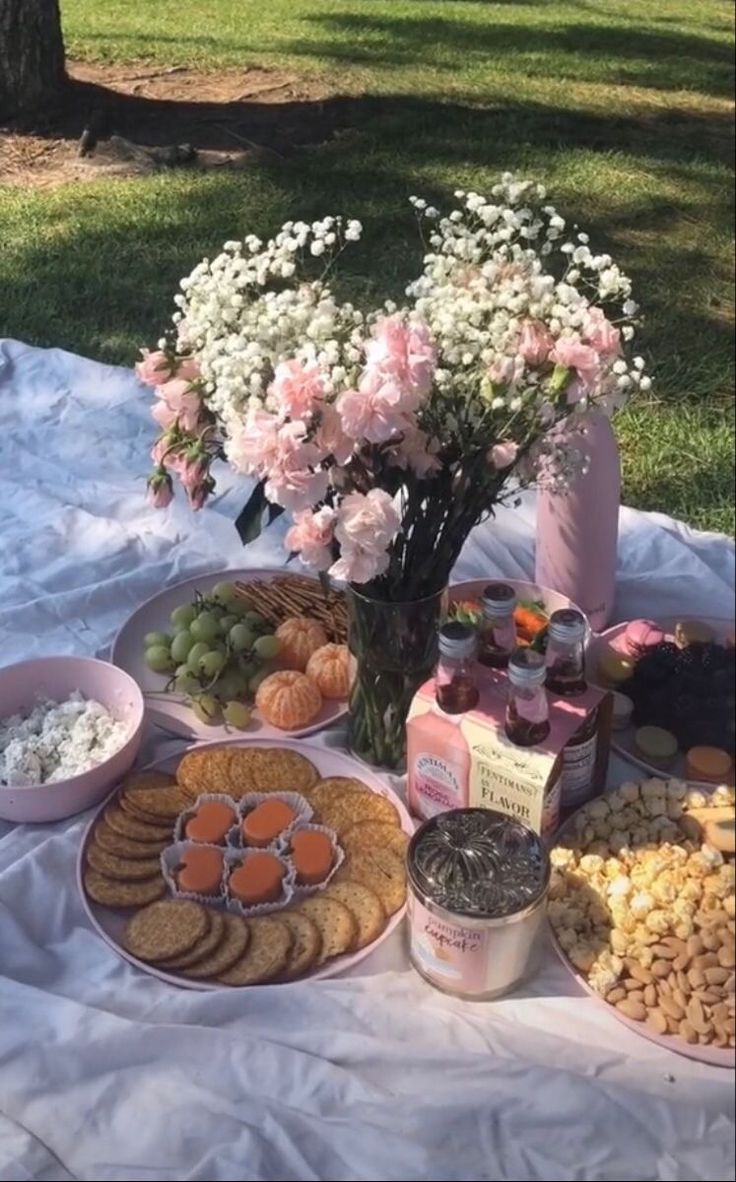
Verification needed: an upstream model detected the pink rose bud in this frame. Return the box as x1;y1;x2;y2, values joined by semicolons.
147;469;173;509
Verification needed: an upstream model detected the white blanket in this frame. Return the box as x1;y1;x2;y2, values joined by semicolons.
0;339;734;1182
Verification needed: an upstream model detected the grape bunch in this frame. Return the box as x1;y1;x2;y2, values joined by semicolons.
142;582;280;728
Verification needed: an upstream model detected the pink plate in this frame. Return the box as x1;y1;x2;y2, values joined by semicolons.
77;736;413;988
111;568;348;743
448;578;587;632
588;616;735;786
549;785;735;1068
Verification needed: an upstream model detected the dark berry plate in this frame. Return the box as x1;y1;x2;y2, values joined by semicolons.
589;617;735;785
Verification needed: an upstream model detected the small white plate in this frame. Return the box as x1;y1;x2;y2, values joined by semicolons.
111;568;348;743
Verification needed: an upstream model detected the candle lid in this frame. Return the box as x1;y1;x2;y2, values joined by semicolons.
482;582;517;618
407;808;550;920
508;647;547;685
548;608;586;643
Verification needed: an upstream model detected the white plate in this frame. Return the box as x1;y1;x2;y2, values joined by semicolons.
78;737;413;989
549;781;734;1068
111;568;348;742
588;616;735;785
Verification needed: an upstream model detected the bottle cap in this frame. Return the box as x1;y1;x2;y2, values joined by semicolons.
439;621;478;660
508;647;547;686
548;608;587;644
482;582;517;619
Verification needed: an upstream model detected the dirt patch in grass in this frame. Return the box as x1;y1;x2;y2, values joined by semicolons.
0;61;357;188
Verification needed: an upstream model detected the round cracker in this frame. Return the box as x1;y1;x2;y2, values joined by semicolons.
279;911;322;980
119;784;191;819
218;916;292;985
119;795;174;824
121;770;178;794
123;899;208;962
182;914;251;980
341;822;410;861
307;777;370;808
176;746;237;799
94;821;168;861
104;805;171;842
83;869;165;908
325;881;386;950
163;909;226;969
296;896;357;965
334;849;406;915
87;844;163;882
227;747;319;798
316;791;400;834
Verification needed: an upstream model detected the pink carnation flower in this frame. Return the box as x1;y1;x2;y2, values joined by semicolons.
136;349;174;386
151;379;203;433
229;409;281;476
336;379;407;445
330;489;400;585
314;404;354;465
583;308;621;359
269;359;325;420
365;314;436;400
518;320;554;367
389;427;441;478
550;334;602;394
263;421;328;513
284;506;336;570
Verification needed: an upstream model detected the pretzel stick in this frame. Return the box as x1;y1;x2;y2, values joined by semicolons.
234;576;348;642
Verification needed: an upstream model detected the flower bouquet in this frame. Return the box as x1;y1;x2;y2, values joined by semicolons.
139;174;649;769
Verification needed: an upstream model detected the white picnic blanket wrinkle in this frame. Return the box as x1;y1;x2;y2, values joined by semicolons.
0;338;734;1182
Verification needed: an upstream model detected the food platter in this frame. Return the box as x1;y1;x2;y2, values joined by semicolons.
77;737;413;989
548;777;735;1066
448;577;586;637
112;568;349;742
588;616;735;785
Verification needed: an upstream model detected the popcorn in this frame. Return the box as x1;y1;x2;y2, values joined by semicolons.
619;782;641;804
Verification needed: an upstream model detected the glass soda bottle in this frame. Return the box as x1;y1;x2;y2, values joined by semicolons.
435;621;480;714
545;608;599;810
478;582;517;669
505;648;550;747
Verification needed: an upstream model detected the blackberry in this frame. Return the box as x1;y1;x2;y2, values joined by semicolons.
711;668;734;696
672;694;697;720
634;650;673;686
655;641;680;668
699;642;727;673
674;644;704;674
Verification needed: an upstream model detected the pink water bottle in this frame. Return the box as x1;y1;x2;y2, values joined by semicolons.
535;411;621;633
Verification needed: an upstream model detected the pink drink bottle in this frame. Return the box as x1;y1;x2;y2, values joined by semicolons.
535;411;621;633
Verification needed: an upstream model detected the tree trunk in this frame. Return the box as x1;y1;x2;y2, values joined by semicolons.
0;0;66;119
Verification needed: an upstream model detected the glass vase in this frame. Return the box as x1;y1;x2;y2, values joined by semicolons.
346;584;447;772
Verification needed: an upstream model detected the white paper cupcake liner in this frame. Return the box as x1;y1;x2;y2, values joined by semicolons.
160;841;228;906
223;847;296;918
173;793;240;845
287;822;345;898
229;791;313;852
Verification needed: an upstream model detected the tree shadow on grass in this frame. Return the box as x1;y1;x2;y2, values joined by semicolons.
276;12;735;98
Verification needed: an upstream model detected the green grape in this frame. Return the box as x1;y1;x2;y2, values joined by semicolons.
229;623;255;652
199;650;226;679
170;604;196;630
229;596;253;618
186;642;212;673
145;645;174;674
253;634;280;661
236;660;258;682
244;611;267;630
212;581;238;604
144;631;170;649
190;611;220;643
191;694;221;725
223;701;252;729
213;671;248;702
249;667;271;694
174;667;201;695
170;630;195;663
218;613;238;636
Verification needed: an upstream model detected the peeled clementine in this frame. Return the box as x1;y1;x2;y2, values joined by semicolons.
255;670;322;729
305;643;354;700
274;616;329;671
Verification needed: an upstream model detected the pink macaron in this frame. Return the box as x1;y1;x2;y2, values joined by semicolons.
621;618;665;659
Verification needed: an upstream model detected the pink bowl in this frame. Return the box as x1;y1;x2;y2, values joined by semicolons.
0;657;144;824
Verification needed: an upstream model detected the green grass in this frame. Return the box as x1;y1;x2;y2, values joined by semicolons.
1;0;734;532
